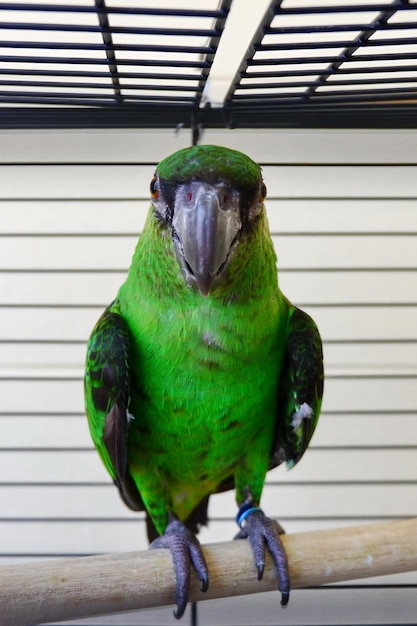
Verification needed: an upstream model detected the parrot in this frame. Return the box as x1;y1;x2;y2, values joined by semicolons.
84;144;324;619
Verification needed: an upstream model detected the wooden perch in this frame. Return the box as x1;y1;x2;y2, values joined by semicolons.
1;518;417;626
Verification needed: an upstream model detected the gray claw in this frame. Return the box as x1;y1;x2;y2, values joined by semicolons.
200;575;209;593
150;519;209;620
240;510;290;604
281;591;290;607
257;562;264;581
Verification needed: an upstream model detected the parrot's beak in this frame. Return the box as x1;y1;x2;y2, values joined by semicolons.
172;182;242;296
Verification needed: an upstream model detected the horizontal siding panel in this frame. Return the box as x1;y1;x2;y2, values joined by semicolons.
2;306;414;342
0;520;412;560
0;307;98;341
0;520;333;556
7;588;417;626
51;586;417;626
2;235;416;270
0;237;134;271
315;414;417;447
3;271;417;305
320;377;417;413
0;517;414;557
0;485;129;520
276;235;417;269
2;199;416;236
262;165;417;198
1;165;416;199
282;449;417;483
0;484;414;521
198;518;417;545
1;377;415;413
0;450;110;483
0;200;148;234
0;519;147;555
0;130;190;165
0;165;155;200
0;273;123;306
278;271;417;305
0;448;415;485
0;343;85;376
1;129;416;164
0;380;86;413
267;199;417;233
323;342;417;375
213;482;417;519
204;129;417;164
2;414;416;450
0;416;91;449
2;341;416;377
197;586;417;626
312;306;417;341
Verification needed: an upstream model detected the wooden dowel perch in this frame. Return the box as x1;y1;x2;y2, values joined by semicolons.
1;518;417;626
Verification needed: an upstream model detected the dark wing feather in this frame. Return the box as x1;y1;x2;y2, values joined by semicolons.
271;306;324;469
84;299;143;512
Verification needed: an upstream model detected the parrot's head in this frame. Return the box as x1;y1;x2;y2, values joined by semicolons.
150;145;266;296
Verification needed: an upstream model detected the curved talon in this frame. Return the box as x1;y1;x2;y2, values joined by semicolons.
237;509;290;604
173;587;188;621
257;562;264;581
150;519;209;620
173;606;184;620
281;591;290;607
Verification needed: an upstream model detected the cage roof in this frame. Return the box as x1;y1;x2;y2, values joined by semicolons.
1;0;417;131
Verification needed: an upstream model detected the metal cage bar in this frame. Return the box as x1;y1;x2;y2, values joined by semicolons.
0;0;416;128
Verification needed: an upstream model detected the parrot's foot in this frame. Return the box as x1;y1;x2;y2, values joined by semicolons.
235;505;290;606
150;518;209;620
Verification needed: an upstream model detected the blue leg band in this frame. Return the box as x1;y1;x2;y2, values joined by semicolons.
236;504;264;528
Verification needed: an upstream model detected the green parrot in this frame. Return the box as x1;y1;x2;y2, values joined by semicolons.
84;144;323;618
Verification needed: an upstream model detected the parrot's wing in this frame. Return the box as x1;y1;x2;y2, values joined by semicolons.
271;306;324;469
84;299;144;511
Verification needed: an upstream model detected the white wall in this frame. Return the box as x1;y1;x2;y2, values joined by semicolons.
0;127;416;625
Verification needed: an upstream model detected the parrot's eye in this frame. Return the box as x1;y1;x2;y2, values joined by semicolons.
260;182;267;202
150;175;159;200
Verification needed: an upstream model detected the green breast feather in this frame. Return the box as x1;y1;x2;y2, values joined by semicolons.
84;144;324;536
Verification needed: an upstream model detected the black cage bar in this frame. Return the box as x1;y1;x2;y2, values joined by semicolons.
0;0;416;129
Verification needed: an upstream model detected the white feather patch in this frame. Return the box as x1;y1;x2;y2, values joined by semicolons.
291;402;313;430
